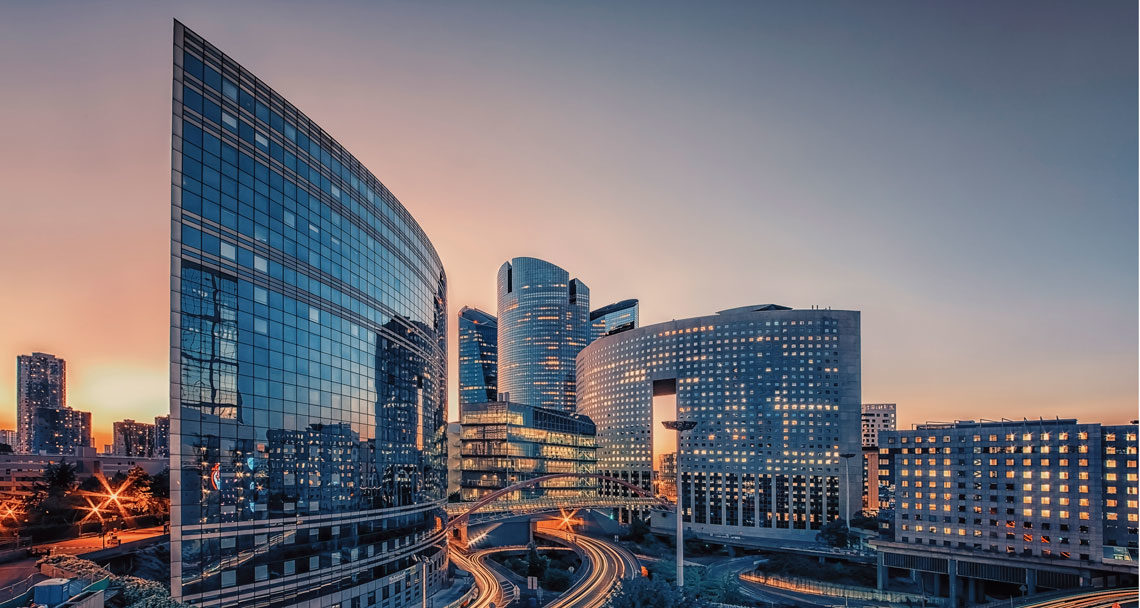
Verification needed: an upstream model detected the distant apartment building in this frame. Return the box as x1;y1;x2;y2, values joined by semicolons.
153;415;170;458
459;398;597;502
863;403;897;446
16;352;66;454
30;407;92;456
458;307;498;406
872;419;1138;605
589;299;639;343
0;430;16;449
113;419;156;457
862;403;897;511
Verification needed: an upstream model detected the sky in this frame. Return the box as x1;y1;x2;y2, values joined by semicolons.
0;1;1135;447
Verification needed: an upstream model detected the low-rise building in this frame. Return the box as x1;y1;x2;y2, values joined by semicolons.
459;397;597;502
872;419;1138;605
0;447;167;495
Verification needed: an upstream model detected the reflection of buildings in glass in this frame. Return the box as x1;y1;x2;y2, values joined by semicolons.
458;307;497;406
266;423;364;514
589;299;639;343
496;258;589;412
171;21;447;608
459;399;597;502
577;304;862;541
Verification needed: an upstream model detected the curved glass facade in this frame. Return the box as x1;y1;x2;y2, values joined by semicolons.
457;307;497;406
496;258;589;412
171;22;447;608
576;305;861;543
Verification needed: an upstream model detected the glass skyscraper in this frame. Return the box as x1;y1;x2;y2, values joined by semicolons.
577;304;862;543
171;22;447;608
496;257;589;412
457;307;497;406
589;299;639;343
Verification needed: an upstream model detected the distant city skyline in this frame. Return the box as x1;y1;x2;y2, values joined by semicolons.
0;1;1135;437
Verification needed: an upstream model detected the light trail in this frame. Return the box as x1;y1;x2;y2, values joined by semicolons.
1018;588;1137;608
541;530;641;608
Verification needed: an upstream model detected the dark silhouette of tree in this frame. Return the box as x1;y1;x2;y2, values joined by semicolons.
816;518;854;548
526;543;547;578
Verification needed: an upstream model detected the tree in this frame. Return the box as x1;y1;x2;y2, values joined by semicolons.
0;444;13;454
542;568;572;591
628;515;649;542
849;510;879;531
37;461;77;498
526;544;547;578
816;518;854;548
607;576;686;608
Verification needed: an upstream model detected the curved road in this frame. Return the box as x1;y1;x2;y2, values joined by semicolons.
449;542;521;608
541;530;640;608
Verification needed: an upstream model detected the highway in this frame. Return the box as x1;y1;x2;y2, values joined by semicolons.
705;555;883;608
541;530;640;608
449;541;520;608
1019;588;1138;608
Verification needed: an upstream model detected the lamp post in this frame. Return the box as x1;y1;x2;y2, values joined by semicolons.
662;419;696;588
840;453;857;524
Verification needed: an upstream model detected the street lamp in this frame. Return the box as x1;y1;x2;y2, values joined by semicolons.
662;419;696;589
839;453;857;523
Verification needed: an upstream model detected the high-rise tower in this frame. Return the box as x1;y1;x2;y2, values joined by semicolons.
496;257;588;412
16;352;67;454
458;307;497;406
171;22;447;607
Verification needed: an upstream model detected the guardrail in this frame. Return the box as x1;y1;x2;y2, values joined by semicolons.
741;572;941;606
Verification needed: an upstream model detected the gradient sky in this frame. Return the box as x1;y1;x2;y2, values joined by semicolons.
0;1;1135;447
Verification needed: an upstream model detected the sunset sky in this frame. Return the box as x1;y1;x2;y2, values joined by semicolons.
0;1;1135;447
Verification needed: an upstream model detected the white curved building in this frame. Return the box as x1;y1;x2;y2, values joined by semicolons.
576;304;862;544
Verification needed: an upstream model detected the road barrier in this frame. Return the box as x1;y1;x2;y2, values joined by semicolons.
741;572;940;605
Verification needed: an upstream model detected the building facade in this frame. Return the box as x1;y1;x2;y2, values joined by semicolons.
29;407;92;456
496;258;589;412
154;416;171;458
862;403;897;447
589;299;639;343
113;419;156;457
458;399;596;502
872;420;1138;604
171;22;447;608
458;307;497;406
862;403;897;511
0;430;15;449
576;304;862;544
16;352;67;454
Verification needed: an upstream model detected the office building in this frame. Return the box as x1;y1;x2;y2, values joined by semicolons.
872;419;1138;604
576;304;862;544
113;419;156;457
172;22;447;608
458;307;497;406
459;398;597;502
496;257;589;412
16;352;67;454
862;403;897;511
154;415;170;458
589;299;639;343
